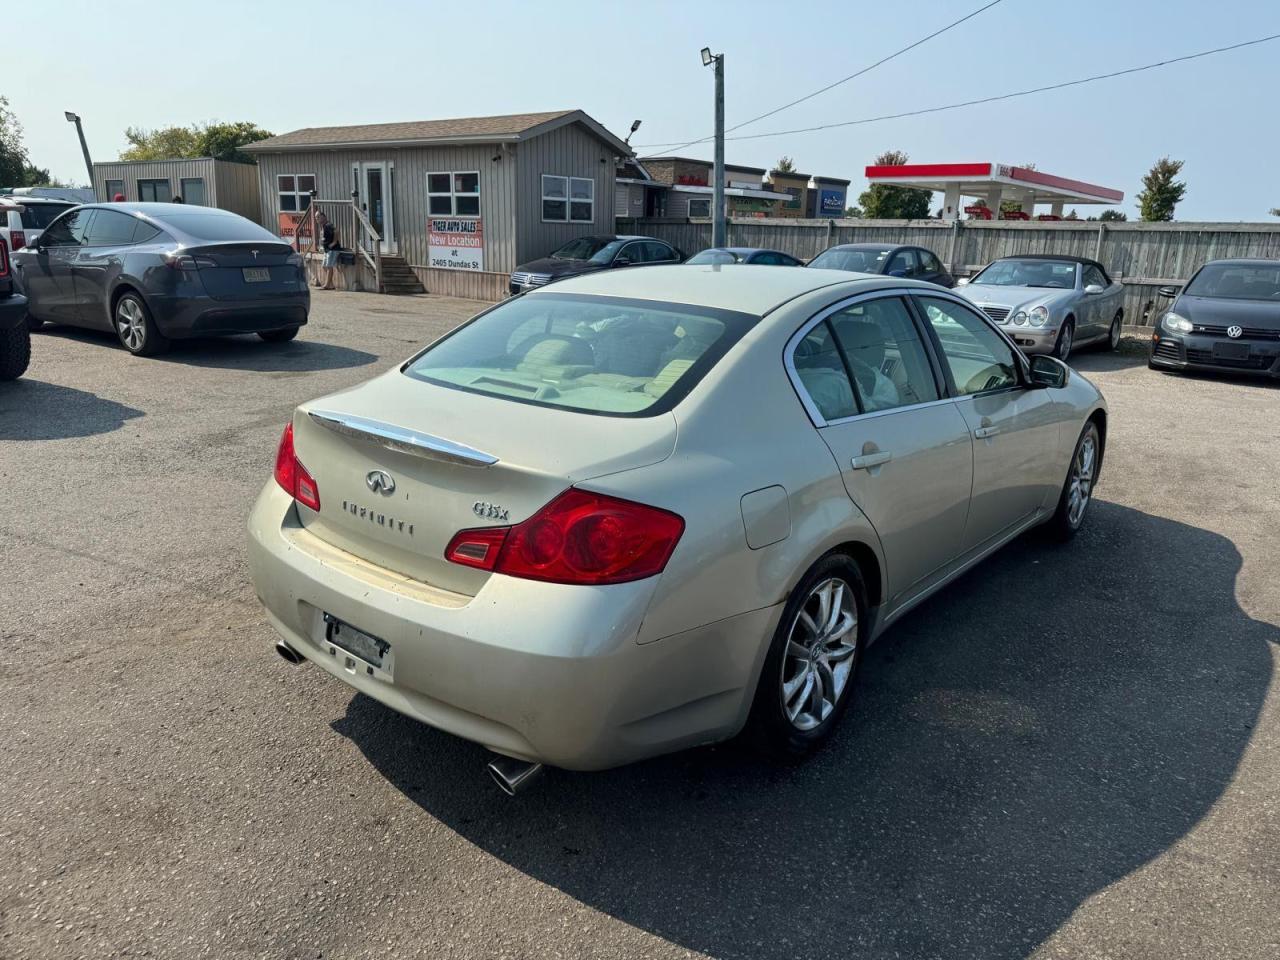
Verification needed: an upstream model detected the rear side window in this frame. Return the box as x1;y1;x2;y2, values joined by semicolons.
84;209;139;246
404;293;756;416
792;322;857;421
17;203;73;229
159;213;279;242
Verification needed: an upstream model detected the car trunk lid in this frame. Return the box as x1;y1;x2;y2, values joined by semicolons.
290;371;677;596
190;241;304;301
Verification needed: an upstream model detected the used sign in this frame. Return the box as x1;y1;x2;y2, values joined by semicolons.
428;218;484;272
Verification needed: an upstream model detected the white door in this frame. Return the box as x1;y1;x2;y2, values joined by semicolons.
351;161;396;255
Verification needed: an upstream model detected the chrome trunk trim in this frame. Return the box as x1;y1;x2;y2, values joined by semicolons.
307;410;499;467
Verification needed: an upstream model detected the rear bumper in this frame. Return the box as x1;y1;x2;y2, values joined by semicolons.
247;483;775;770
0;293;27;330
1149;333;1280;378
149;292;309;338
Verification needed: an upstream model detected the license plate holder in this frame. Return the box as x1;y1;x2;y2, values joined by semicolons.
1213;340;1250;360
243;267;271;283
321;612;393;680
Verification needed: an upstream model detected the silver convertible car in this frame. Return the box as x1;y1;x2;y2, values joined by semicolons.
248;266;1107;792
956;255;1125;360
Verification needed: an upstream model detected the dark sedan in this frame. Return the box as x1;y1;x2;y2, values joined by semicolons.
807;243;954;287
15;203;308;356
1149;259;1280;378
686;247;803;266
509;235;683;295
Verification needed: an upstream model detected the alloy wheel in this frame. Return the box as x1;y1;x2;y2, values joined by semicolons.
116;298;146;352
780;577;858;731
1057;323;1073;361
1109;315;1122;349
1067;431;1097;527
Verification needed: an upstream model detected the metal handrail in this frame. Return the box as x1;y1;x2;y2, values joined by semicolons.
350;203;383;293
301;199;382;293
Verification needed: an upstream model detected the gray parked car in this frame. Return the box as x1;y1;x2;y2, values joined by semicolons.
956;255;1124;360
15;203;309;356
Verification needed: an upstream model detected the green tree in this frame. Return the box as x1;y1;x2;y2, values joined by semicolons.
1270;207;1280;217
844;205;863;218
857;150;930;219
0;96;30;186
775;156;796;174
1099;209;1127;221
120;125;201;161
194;121;273;164
1136;157;1186;222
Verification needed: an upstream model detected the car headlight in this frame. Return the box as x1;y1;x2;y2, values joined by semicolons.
1029;306;1050;327
1163;312;1192;333
1011;311;1028;325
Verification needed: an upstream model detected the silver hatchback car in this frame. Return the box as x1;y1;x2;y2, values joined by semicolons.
248;266;1107;788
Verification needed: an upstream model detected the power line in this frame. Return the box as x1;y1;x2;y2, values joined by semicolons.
636;0;1006;157
637;33;1280;150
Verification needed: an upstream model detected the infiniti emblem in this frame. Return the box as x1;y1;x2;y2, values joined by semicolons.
366;469;395;495
1227;325;1243;339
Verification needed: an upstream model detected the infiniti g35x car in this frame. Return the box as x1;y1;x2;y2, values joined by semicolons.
248;265;1107;780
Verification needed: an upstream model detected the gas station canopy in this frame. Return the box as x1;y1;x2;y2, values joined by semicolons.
863;162;1124;220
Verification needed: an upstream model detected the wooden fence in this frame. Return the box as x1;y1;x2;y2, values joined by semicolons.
618;217;1280;326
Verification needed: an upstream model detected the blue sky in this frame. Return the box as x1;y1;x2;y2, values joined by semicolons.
12;0;1278;220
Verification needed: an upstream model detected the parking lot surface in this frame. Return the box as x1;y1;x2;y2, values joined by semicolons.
1;292;1277;960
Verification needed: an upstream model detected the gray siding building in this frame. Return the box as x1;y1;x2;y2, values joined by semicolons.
91;158;262;223
243;110;630;300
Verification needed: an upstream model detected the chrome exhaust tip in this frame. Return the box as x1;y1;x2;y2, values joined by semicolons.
487;754;544;796
275;640;305;665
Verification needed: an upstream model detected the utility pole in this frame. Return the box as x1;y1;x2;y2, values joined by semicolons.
701;47;726;247
64;112;95;196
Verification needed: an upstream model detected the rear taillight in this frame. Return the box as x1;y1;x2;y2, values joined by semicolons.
9;230;25;251
164;252;217;271
445;489;684;585
273;423;320;511
0;238;8;278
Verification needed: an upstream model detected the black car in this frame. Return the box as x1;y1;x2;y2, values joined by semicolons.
1149;258;1280;378
0;237;30;381
807;243;954;287
15;203;309;356
509;235;684;295
685;247;803;266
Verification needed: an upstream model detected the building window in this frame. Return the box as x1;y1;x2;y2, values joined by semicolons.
137;178;172;202
180;177;207;206
542;174;594;223
104;178;124;200
427;171;480;217
277;174;316;212
687;197;711;218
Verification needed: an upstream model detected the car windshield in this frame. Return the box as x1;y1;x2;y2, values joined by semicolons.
973;259;1078;288
808;247;891;272
1184;262;1280;301
160;213;280;242
687;249;745;265
551;237;620;262
404;293;756;416
15;203;74;229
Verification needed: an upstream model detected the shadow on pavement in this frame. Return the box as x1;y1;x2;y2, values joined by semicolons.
332;502;1274;959
0;379;144;440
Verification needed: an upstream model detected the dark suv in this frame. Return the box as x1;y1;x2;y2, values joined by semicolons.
510;235;684;295
0;237;30;381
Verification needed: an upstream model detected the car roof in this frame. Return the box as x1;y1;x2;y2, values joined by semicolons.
995;254;1098;269
529;263;935;314
83;202;241;217
698;247;790;255
0;196;76;205
1200;257;1280;266
823;243;900;251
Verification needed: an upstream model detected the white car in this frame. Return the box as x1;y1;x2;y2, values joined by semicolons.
1;196;77;254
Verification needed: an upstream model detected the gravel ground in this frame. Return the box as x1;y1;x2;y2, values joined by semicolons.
1;293;1277;960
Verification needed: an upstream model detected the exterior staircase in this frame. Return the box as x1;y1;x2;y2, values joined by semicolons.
379;256;426;295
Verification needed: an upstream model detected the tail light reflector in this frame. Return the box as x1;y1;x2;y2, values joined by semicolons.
445;489;684;585
9;230;25;252
274;422;320;511
0;238;8;277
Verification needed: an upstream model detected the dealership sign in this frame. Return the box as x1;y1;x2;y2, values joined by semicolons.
428;218;484;271
277;211;314;251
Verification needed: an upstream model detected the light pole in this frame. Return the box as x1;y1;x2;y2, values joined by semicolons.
64;112;95;196
700;47;725;247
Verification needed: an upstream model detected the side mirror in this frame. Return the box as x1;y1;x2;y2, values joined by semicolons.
887;268;908;278
1028;354;1069;389
1084;283;1105;295
613;256;632;267
1158;285;1179;298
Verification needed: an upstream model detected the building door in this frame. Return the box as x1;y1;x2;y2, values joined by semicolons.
351;161;397;255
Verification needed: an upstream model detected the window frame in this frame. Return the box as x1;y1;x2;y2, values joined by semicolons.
910;293;1028;399
104;179;125;200
427;170;481;217
179;177;207;206
541;174;595;223
136;178;172;203
276;173;316;213
687;197;711;218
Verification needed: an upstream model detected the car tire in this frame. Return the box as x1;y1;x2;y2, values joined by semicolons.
1107;312;1122;351
748;552;867;758
114;292;169;357
1053;318;1075;362
258;326;300;343
0;323;31;381
1045;421;1101;541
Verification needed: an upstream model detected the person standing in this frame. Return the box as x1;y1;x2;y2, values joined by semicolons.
318;212;339;290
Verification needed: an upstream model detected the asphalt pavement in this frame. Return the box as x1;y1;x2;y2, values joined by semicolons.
1;293;1276;960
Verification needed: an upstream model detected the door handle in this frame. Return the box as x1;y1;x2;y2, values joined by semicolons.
974;425;1000;439
850;450;893;470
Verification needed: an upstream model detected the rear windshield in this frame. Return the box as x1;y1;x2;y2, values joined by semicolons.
808;247;891;272
404;293;756;416
160;213;280;243
687;249;745;265
1184;262;1280;301
16;203;74;229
